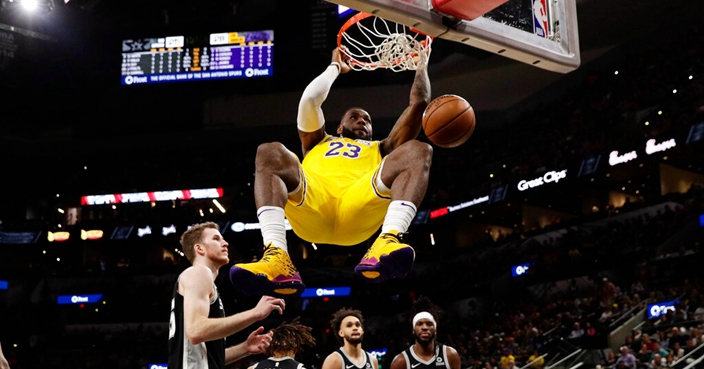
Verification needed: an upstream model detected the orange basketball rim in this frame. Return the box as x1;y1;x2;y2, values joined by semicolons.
337;11;433;72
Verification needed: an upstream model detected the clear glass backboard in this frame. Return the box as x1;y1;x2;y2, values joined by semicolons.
326;0;580;73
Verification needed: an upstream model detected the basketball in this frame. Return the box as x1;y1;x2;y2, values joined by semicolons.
422;94;476;148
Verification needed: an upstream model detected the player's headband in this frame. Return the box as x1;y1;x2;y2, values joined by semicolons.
412;312;437;327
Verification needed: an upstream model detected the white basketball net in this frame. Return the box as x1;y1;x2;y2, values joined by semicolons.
339;14;432;72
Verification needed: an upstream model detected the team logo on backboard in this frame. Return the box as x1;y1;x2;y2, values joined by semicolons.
532;0;549;38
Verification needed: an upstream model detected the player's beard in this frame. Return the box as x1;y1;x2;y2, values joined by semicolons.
345;333;364;345
414;331;436;345
340;126;372;141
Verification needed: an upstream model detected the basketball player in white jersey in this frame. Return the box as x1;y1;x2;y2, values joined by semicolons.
168;221;286;369
323;308;379;369
390;297;461;369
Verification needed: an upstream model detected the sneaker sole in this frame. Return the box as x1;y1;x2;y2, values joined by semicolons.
229;266;306;297
354;247;415;283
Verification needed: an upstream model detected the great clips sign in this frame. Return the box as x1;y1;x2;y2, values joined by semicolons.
517;170;567;191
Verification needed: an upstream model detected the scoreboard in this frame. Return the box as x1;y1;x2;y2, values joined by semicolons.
120;30;274;85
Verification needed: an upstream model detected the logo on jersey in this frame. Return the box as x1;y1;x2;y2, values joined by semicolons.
436;357;445;366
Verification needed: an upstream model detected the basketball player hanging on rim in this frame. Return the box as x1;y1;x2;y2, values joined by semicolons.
390;297;461;369
229;46;433;297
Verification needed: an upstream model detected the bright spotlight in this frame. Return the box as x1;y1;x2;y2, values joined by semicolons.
21;0;39;11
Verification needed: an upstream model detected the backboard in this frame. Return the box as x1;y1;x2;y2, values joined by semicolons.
326;0;580;73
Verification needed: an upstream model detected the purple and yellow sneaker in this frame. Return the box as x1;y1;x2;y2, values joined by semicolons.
354;230;415;283
230;244;305;297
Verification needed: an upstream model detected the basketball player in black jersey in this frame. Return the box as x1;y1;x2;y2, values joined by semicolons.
390;297;461;369
169;222;287;369
322;308;378;369
248;318;316;369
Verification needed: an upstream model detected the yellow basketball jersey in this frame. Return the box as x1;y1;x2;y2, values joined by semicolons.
285;135;389;245
302;135;382;195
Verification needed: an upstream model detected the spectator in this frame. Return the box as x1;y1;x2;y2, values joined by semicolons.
664;353;675;368
527;351;544;369
683;339;698;355
568;322;585;339
614;346;637;369
601;278;617;308
585;322;597;336
648;353;664;369
671;341;684;360
668;327;687;349
642;334;657;352
649;342;668;362
500;349;516;369
605;351;617;368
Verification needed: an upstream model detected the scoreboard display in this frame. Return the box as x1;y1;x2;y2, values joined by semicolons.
120;30;273;85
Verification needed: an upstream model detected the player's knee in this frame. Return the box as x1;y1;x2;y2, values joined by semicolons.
256;142;292;167
404;140;433;165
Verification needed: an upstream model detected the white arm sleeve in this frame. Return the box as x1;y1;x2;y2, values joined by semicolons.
297;64;340;132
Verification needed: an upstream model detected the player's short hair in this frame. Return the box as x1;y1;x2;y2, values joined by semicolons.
330;308;364;345
180;222;219;262
267;317;316;357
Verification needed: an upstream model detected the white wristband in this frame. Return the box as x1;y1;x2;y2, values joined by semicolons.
329;62;341;73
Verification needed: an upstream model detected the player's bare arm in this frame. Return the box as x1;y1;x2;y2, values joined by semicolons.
371;355;380;369
390;353;408;369
181;265;284;344
298;48;351;157
321;351;344;369
379;51;431;157
447;346;462;369
225;326;274;364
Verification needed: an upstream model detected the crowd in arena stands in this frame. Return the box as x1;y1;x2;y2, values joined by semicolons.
1;184;701;368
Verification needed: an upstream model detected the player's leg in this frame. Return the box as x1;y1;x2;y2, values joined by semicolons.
378;139;432;225
355;140;432;282
229;142;305;297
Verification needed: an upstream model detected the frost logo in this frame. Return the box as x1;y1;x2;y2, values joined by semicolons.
649;304;675;317
315;288;336;296
71;295;89;303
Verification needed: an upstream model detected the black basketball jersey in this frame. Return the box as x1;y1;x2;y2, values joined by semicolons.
168;277;226;369
252;357;307;369
335;348;375;369
400;344;450;369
